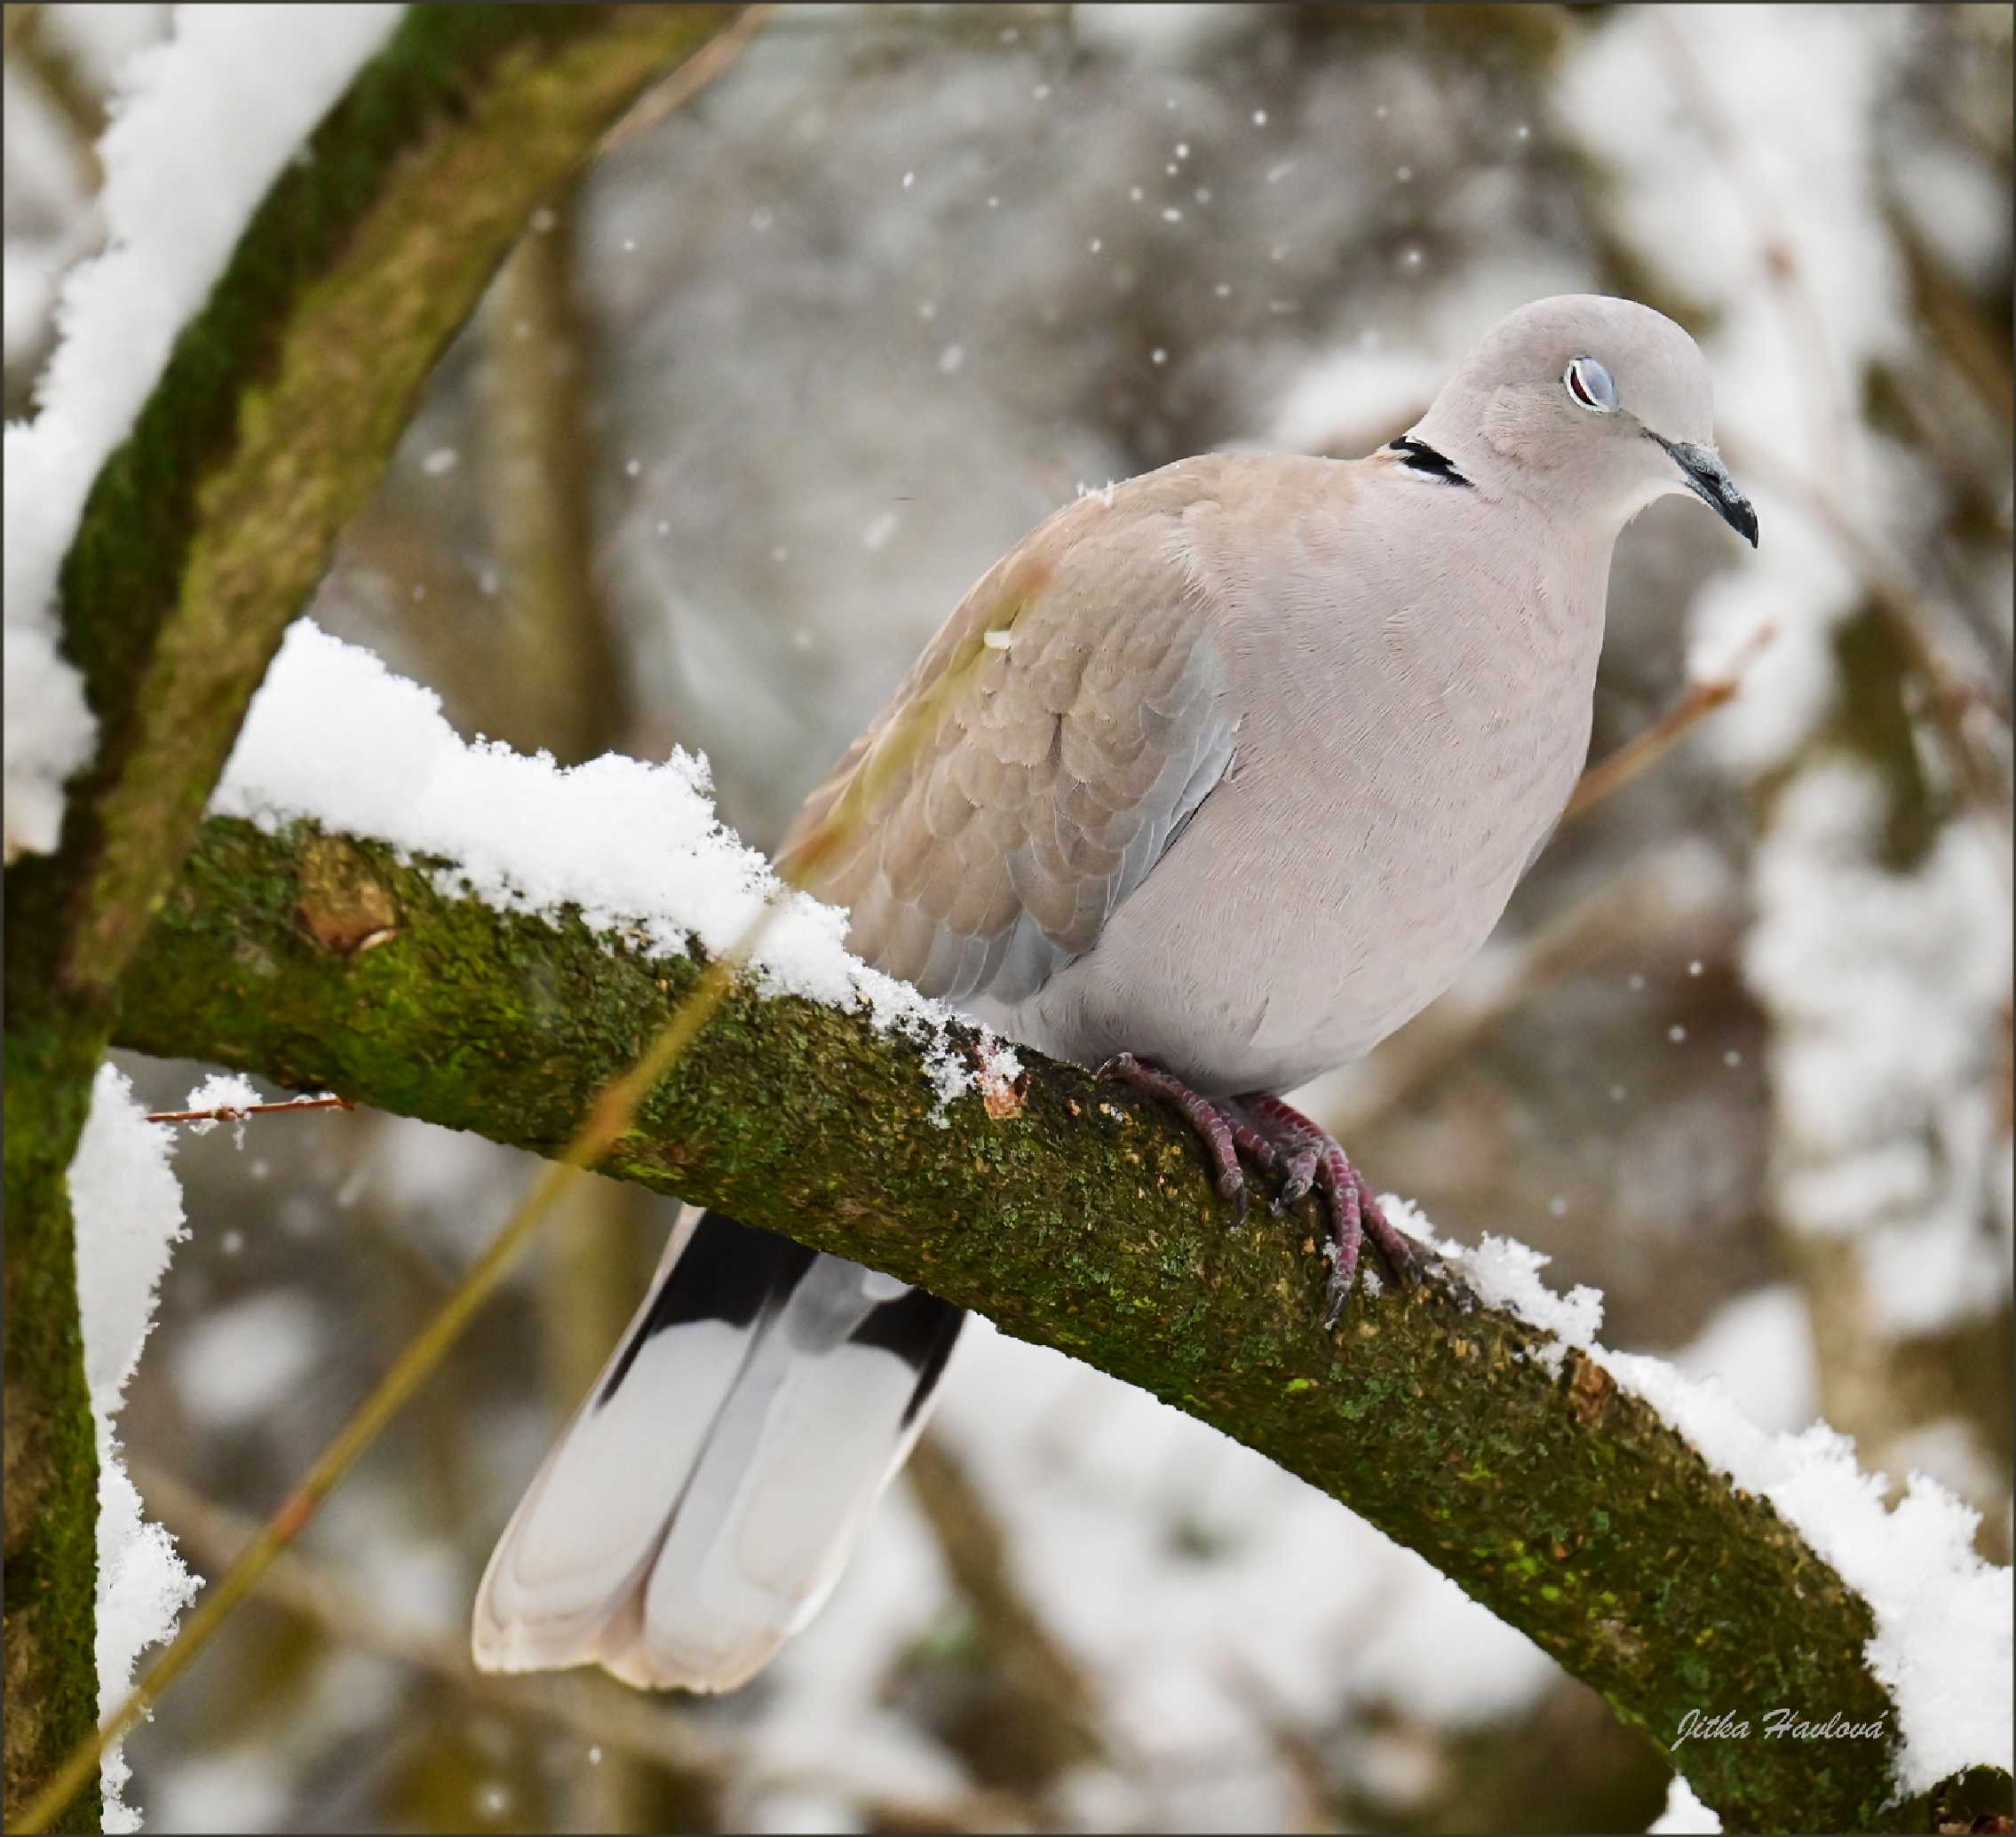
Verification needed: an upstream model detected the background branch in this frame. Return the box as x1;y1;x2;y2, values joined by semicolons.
902;1429;1109;1793
472;184;669;1834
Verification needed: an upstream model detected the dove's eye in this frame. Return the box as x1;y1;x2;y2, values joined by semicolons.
1564;356;1618;413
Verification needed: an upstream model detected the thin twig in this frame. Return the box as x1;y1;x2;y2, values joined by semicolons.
144;1093;353;1126
596;2;775;156
1564;620;1777;820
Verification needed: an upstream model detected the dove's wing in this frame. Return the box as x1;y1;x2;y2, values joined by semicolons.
778;455;1242;1004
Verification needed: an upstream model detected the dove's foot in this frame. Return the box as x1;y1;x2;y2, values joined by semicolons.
1235;1093;1425;1326
1096;1054;1279;1228
1094;1061;1422;1322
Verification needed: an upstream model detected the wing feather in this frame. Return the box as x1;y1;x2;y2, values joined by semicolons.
777;457;1240;1006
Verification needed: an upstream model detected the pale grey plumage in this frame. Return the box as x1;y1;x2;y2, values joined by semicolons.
782;293;1750;1092
475;294;1755;1695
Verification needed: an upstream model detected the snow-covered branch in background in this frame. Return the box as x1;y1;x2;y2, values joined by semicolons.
1748;767;2013;1334
2;5;402;861
114;622;2011;1833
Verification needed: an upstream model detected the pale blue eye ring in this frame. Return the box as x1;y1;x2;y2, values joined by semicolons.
1564;356;1618;413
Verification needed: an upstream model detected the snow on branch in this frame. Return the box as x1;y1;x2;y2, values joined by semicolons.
117;629;2011;1834
1397;1211;2010;1802
211;621;1021;1117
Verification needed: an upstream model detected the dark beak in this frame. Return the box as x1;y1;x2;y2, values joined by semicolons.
1655;437;1758;547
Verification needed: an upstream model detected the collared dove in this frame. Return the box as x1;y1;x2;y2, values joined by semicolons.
472;294;1757;1693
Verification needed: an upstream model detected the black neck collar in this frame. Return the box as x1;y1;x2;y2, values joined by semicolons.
1388;435;1471;486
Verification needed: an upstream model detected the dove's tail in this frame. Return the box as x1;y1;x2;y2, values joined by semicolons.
472;1205;964;1692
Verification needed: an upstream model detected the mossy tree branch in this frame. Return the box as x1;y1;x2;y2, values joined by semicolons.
115;815;2012;1835
1;9;741;1828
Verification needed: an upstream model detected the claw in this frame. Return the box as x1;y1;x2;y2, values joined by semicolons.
1269;1144;1319;1215
1321;1231;1361;1329
1095;1063;1421;1313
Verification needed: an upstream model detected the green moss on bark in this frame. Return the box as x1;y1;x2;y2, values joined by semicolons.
115;814;2011;1833
2;1025;105;1834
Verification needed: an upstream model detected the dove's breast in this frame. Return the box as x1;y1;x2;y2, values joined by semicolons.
985;476;1610;1096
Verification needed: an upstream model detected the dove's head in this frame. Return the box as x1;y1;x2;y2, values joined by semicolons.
1412;294;1757;546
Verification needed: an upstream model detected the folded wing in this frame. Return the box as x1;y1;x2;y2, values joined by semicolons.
778;457;1242;1004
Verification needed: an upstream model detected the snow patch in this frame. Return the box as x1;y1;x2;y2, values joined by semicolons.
1381;1198;1603;1371
71;1065;188;1410
1650;1772;1722;1833
181;1071;261;1146
67;1063;201;1830
1672;1285;1818;1437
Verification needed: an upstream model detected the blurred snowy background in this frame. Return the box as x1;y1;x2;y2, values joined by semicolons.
7;3;2010;1831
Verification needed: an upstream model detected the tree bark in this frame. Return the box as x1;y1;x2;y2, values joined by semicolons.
113;812;2012;1835
1;9;742;1828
